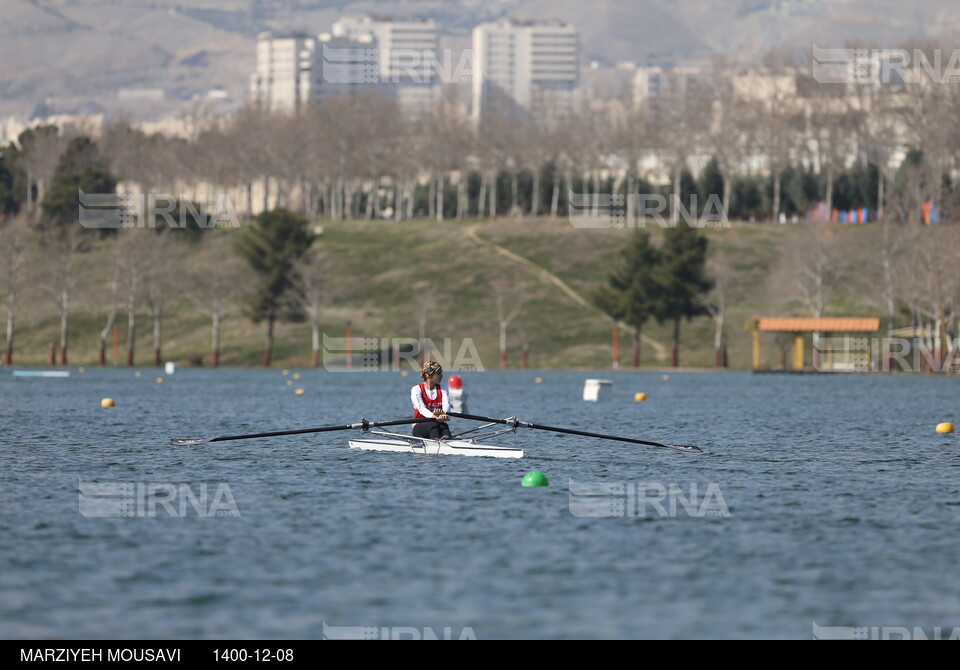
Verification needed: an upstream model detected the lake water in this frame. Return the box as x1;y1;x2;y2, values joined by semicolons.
1;368;958;639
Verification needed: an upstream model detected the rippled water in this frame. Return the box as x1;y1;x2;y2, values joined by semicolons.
1;368;958;639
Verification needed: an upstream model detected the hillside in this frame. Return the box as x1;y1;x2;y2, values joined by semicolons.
0;217;895;371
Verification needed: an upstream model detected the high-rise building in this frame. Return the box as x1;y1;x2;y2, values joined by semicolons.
471;19;579;122
252;18;441;112
633;66;665;108
332;16;441;111
314;32;380;99
250;32;315;112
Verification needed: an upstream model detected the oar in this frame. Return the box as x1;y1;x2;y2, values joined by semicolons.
447;412;703;454
170;418;425;446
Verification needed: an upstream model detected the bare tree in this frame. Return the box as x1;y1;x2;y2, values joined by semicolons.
140;231;186;367
428;88;473;222
789;224;852;319
494;283;526;369
747;54;806;222
900;227;960;370
610;84;651;217
846;222;914;370
117;232;155;366
545;108;583;218
845;70;913;220
192;123;242;218
100;117;147;189
854;222;911;334
701;60;749;214
40;228;87;365
805;79;863;218
185;233;247;367
317;93;377;221
1;216;31;365
866;98;909;220
263;111;314;214
580;104;616;220
97;241;122;366
650;72;709;224
501;112;537;218
783;223;855;368
298;103;332;221
478;97;528;219
228;105;276;217
289;250;325;367
18;125;65;217
111;130;159;196
909;41;959;219
702;244;759;368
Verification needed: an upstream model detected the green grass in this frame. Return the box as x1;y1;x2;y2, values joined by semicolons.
0;218;897;370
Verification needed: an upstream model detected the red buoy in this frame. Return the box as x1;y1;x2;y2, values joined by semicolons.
448;375;463;390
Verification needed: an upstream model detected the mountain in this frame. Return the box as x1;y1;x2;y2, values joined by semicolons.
0;0;957;121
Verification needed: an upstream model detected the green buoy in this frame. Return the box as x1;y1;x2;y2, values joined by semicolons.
522;471;549;487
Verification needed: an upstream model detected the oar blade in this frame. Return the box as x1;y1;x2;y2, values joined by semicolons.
170;437;208;446
662;443;704;454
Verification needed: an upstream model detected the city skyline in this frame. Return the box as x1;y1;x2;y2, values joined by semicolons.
2;0;958;121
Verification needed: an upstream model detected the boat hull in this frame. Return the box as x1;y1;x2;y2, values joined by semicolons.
348;437;523;459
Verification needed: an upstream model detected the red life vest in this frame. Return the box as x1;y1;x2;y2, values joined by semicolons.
414;383;444;419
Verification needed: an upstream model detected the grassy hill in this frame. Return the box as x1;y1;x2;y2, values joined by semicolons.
3;216;897;371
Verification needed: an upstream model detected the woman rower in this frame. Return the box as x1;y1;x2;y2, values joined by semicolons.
411;360;452;440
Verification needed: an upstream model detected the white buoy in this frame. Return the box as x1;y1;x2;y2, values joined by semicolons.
164;361;177;374
583;379;613;402
448;375;467;413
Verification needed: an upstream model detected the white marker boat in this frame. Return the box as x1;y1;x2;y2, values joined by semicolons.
12;370;71;377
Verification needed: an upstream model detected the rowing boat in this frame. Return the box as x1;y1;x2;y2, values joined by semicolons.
170;413;702;456
347;421;524;458
348;432;523;459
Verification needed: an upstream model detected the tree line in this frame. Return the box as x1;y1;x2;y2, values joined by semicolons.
1;206;958;369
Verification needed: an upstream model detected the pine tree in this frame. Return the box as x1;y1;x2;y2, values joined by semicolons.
235;208;317;367
595;230;660;367
42;136;117;231
652;223;713;367
0;143;24;216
